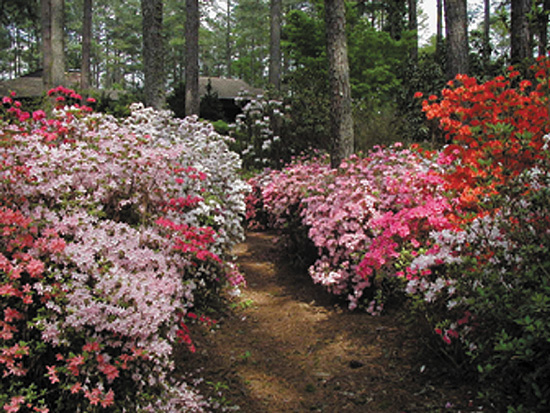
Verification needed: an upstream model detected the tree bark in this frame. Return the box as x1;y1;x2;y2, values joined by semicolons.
511;0;531;64
51;0;65;87
41;0;52;88
42;0;65;88
444;0;469;79
185;0;200;116
142;0;165;109
81;0;92;90
269;0;282;91
325;0;354;169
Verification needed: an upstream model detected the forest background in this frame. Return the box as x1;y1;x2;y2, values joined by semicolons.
1;0;547;164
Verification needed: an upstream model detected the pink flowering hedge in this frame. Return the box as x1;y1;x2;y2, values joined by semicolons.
0;88;247;412
248;144;453;313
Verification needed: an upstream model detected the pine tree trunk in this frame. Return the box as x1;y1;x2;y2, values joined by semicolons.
269;0;282;91
511;0;531;64
50;0;65;87
325;0;354;169
81;0;92;90
142;0;165;109
444;0;469;79
185;0;200;116
42;0;52;89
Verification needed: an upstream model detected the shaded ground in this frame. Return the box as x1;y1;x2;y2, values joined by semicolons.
180;231;489;412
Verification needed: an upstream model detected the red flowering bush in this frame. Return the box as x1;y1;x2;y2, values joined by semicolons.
1;89;247;411
420;59;550;220
0;207;66;412
407;58;550;411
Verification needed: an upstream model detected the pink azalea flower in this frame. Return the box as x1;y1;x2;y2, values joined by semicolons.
46;365;59;383
32;110;47;122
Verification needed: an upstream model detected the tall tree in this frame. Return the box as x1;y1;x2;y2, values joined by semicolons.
511;0;531;64
185;0;200;116
41;0;65;88
444;0;469;79
269;0;282;91
81;0;92;90
50;0;65;86
142;0;165;109
324;0;353;168
41;0;52;88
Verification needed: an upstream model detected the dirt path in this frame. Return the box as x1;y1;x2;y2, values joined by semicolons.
181;232;484;412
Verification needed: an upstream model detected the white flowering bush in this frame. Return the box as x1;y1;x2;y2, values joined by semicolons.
123;104;249;253
230;93;286;170
0;87;247;411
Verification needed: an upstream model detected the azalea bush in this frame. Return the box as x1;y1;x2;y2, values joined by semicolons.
230;93;286;171
248;144;452;313
406;58;550;411
1;88;247;411
229;92;328;172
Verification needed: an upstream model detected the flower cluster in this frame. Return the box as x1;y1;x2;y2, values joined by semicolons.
124;104;249;254
409;58;550;331
230;93;286;170
419;60;549;220
248;144;452;313
1;88;247;411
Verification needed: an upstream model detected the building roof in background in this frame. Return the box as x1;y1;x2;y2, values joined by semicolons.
199;77;263;100
0;72;44;98
0;72;262;101
0;70;86;98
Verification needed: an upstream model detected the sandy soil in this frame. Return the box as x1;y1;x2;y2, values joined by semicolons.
179;231;490;412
